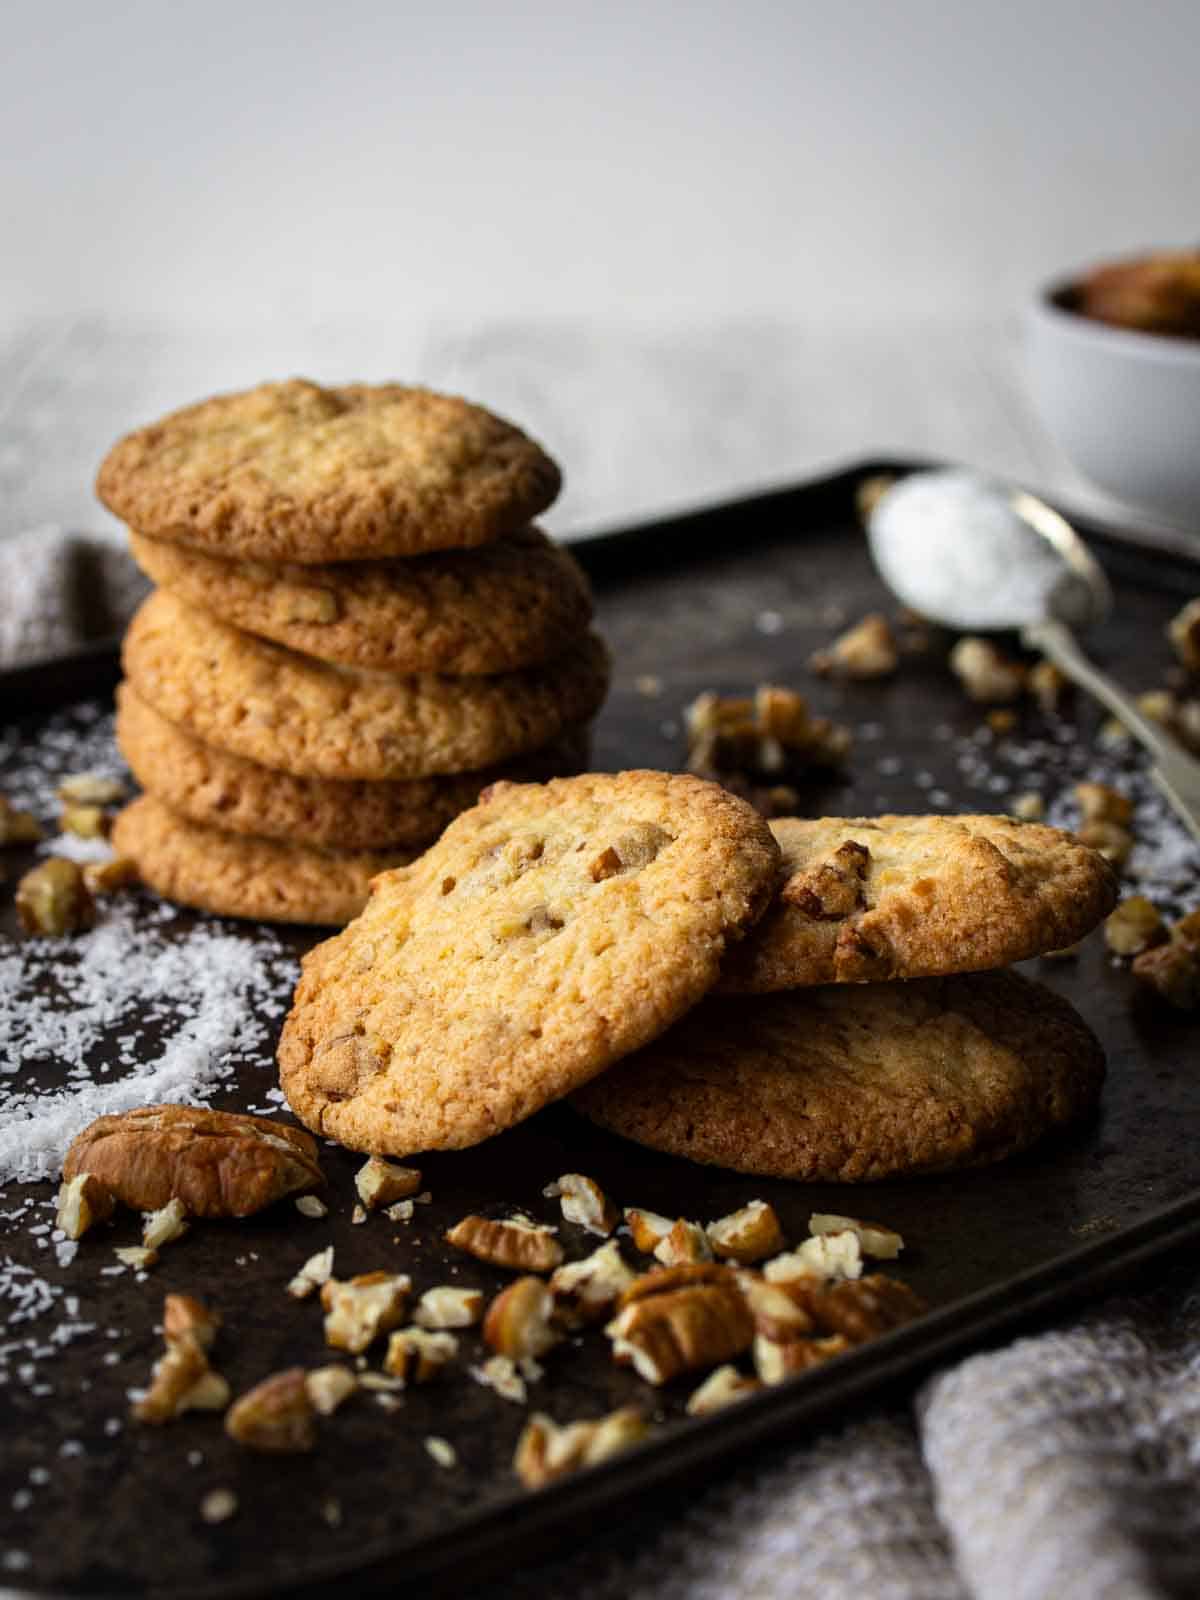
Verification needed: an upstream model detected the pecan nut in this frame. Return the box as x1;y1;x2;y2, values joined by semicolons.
446;1214;563;1272
62;1105;323;1218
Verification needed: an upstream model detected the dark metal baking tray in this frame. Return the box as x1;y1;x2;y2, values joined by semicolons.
3;459;1200;1599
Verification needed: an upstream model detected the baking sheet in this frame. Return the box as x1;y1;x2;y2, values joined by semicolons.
2;461;1199;1598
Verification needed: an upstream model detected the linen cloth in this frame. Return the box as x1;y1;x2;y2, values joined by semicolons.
4;529;1199;1600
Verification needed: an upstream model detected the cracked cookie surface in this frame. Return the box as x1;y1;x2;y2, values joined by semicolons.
717;814;1118;991
97;379;561;561
115;682;591;850
277;771;781;1155
574;971;1105;1180
112;794;414;925
126;525;591;674
122;590;609;780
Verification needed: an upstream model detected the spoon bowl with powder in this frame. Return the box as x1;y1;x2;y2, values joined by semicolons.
865;467;1200;842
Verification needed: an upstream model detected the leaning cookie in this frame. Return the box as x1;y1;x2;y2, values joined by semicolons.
111;795;414;926
277;771;781;1156
115;682;591;850
717;814;1119;992
122;589;610;781
126;526;593;675
97;379;561;562
573;971;1105;1181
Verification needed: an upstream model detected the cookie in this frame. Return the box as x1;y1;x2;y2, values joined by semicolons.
126;526;593;675
115;681;591;850
122;589;610;780
277;771;781;1155
573;971;1105;1181
96;379;561;562
111;795;413;926
717;814;1118;992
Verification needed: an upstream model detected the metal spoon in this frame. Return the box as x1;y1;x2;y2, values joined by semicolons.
864;467;1200;842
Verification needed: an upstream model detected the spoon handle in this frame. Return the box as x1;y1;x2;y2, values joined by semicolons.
1021;617;1200;845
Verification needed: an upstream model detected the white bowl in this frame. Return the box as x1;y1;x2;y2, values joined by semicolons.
1025;276;1200;530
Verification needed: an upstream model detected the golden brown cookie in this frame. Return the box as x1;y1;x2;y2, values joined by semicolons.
126;526;592;674
277;772;781;1155
717;814;1118;992
122;589;609;780
96;379;561;562
111;795;413;925
573;971;1105;1181
115;681;591;849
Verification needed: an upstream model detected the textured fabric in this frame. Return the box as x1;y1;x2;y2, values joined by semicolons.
7;529;1200;1600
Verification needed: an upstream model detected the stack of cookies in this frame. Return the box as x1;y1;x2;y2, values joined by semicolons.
276;781;1117;1184
94;380;608;926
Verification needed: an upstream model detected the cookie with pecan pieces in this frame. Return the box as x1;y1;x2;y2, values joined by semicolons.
126;525;591;675
112;794;414;925
278;772;781;1155
97;379;561;562
574;970;1105;1181
122;589;609;781
717;814;1118;991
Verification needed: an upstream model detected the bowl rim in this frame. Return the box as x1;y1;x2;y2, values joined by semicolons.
1029;272;1200;367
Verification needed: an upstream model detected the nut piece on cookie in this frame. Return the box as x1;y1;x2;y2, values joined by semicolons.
653;1219;714;1267
55;1172;116;1240
446;1215;564;1273
413;1286;484;1330
62;1105;323;1219
483;1277;563;1362
686;1364;763;1416
225;1368;316;1453
513;1407;648;1490
549;1241;636;1328
542;1174;619;1236
354;1156;423;1211
320;1272;411;1353
383;1328;458;1384
706;1202;786;1265
605;1264;754;1386
16;858;96;936
808;1214;904;1260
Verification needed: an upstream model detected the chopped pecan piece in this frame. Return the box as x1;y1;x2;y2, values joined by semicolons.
60;803;110;840
1076;781;1133;826
784;1273;927;1342
445;1214;563;1272
287;1245;335;1300
1076;819;1133;869
754;1333;852;1385
54;1172;115;1240
809;613;899;680
225;1368;315;1453
483;1277;562;1362
142;1196;189;1252
763;1231;863;1284
354;1156;422;1211
1011;792;1045;822
543;1173;619;1236
1133;933;1200;1009
514;1407;648;1489
320;1271;410;1353
62;1105;323;1218
16;858;96;935
383;1328;457;1384
623;1207;673;1253
782;841;870;920
304;1364;358;1415
82;855;139;895
470;1354;529;1403
685;1364;762;1415
58;773;126;805
549;1240;636;1327
605;1263;754;1385
736;1273;816;1342
134;1296;229;1423
1028;659;1068;713
1105;896;1166;958
588;823;671;881
949;637;1026;703
808;1214;903;1260
413;1285;484;1329
163;1293;220;1351
653;1219;713;1267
